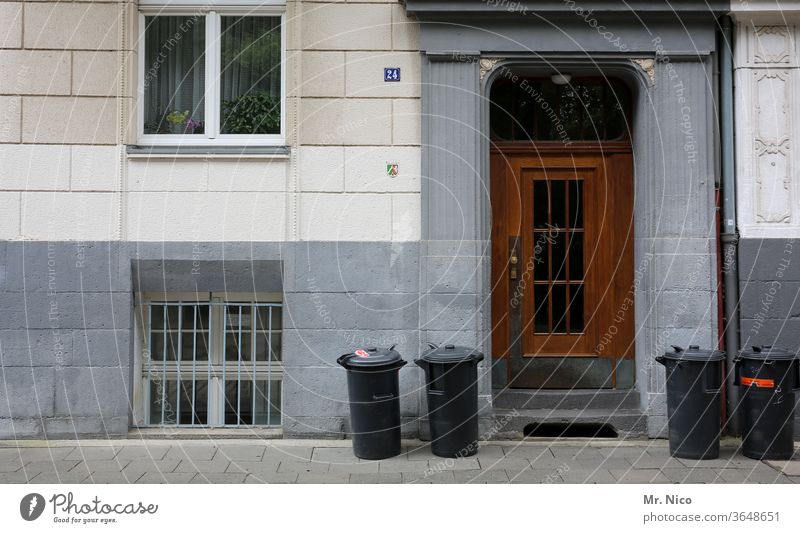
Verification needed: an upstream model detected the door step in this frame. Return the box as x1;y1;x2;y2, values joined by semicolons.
491;408;647;439
493;388;640;411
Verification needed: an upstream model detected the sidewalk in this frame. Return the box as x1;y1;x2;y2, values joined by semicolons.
0;438;798;484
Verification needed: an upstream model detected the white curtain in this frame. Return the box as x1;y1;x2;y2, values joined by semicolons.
143;16;206;134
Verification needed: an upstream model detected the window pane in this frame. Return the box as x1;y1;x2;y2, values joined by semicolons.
256;306;281;330
150;330;178;361
256;331;282;362
148;378;177;425
225;305;253;361
253;380;281;426
181;331;209;361
143;16;206;135
220;16;282;134
178;379;208;425
223;380;242;425
490;78;629;141
225;380;280;426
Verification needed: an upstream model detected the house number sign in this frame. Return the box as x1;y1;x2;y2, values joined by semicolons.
384;68;401;82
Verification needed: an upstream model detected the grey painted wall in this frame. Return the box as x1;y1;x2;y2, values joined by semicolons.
0;240;432;439
737;238;800;435
738;238;800;349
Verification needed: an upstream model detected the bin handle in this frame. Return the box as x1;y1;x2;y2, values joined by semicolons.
428;389;445;396
655;355;681;369
373;393;394;401
427;343;438;350
336;354;349;368
705;365;723;394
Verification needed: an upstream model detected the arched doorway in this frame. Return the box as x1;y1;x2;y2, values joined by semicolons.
489;75;635;389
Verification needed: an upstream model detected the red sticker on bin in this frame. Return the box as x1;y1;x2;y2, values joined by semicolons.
354;349;370;357
741;377;775;388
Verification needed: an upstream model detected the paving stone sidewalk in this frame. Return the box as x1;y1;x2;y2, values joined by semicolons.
0;439;798;484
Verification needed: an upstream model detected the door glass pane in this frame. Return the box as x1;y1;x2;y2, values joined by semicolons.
533;232;549;282
220;16;282;135
534;284;549;333
550;180;566;229
529;177;586;335
143;16;206;135
533;181;549;228
569;284;585;333
568;231;583;281
569;180;583;229
551;232;567;281
552;284;567;333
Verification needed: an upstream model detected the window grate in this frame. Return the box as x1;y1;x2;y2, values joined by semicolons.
141;300;282;428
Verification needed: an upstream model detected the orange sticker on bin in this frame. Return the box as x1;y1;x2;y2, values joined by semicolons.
741;376;775;388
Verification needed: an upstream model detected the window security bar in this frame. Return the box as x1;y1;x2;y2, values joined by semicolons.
141;301;282;427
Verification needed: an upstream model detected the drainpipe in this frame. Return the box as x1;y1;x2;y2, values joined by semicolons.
719;15;741;436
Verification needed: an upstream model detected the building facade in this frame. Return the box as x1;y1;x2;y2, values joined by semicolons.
0;0;797;439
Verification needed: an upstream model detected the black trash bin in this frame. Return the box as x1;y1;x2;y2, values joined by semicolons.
655;345;725;459
735;345;800;460
337;347;407;460
415;344;484;458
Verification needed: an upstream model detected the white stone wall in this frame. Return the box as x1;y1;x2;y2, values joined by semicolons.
291;0;421;242
0;0;421;242
0;1;129;241
733;11;800;238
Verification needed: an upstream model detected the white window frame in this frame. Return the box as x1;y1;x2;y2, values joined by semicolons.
132;291;283;428
136;5;286;146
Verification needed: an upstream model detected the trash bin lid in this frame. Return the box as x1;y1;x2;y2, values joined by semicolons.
337;346;406;370
662;345;725;362
738;345;797;361
420;344;484;364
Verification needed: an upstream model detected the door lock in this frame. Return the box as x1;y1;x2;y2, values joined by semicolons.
510;251;519;280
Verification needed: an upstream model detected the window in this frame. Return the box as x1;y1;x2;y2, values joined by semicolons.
490;78;630;142
135;294;282;427
138;8;284;145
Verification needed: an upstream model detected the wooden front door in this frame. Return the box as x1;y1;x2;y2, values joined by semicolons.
490;146;634;388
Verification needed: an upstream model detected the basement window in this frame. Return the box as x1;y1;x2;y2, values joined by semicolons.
135;293;282;427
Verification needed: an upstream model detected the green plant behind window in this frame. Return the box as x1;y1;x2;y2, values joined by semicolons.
222;92;280;135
